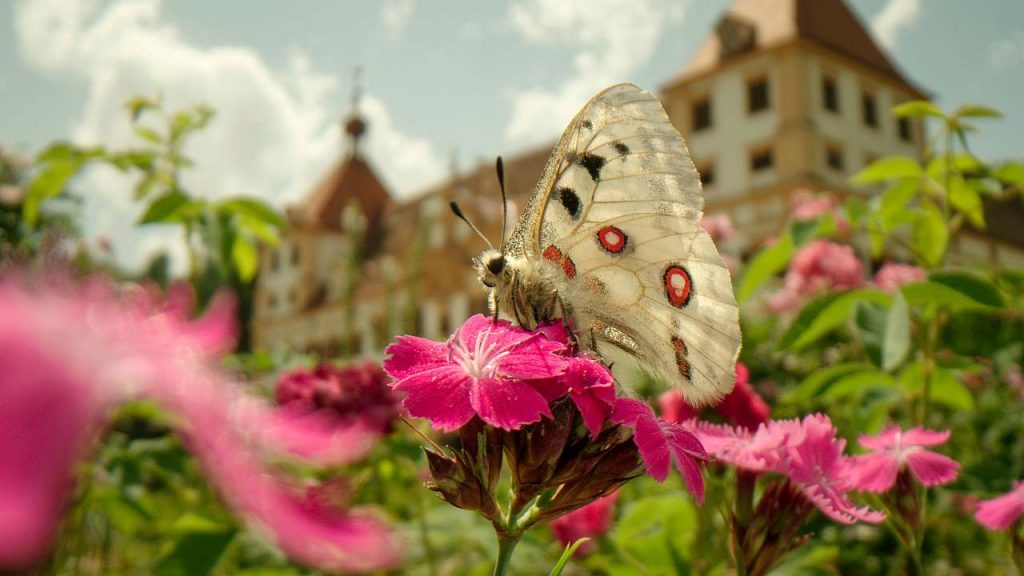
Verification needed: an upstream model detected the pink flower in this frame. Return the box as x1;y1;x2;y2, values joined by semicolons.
550;491;619;556
561;357;617;438
873;262;926;292
976;482;1024;530
700;213;736;244
277;361;401;434
849;426;959;492
611;398;707;503
384;314;569;431
769;240;864;313
0;276;399;573
790;192;850;234
660;363;770;431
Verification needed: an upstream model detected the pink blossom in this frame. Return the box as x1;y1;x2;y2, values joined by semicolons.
976;482;1024;530
849;426;959;492
0;276;399;573
873;262;927;292
660;362;770;431
611;398;707;503
561;357;617;438
277;361;401;434
790;192;850;234
769;240;864;313
550;491;619;556
385;314;569;431
700;213;736;244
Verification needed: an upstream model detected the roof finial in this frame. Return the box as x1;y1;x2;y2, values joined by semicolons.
344;66;366;158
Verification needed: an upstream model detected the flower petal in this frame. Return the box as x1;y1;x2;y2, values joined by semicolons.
383;335;450;380
975;486;1024;530
901;427;951;448
469;377;552;430
393;366;474;432
848;454;899;493
564;358;615;438
905;449;960;487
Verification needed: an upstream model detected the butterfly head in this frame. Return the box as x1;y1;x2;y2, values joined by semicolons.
475;249;506;288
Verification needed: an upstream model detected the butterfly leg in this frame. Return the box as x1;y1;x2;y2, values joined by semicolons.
551;291;582;351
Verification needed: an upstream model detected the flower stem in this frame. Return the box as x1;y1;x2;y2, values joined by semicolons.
493;531;523;576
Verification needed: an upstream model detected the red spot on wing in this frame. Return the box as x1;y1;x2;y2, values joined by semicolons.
664;265;693;308
596;225;628;254
670;335;692;380
543;244;576;279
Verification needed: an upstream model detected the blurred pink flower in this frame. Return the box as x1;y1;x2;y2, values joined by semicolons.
695;414;883;524
549;491;619;556
700;213;736;244
659;362;770;431
0;276;399;573
769;240;864;313
790;192;850;234
849;426;959;492
611;398;707;503
384;314;569;431
975;482;1024;530
276;361;401;435
873;262;926;291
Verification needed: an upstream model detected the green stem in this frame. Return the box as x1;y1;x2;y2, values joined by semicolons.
493;531;523;576
919;315;940;425
415;485;439;576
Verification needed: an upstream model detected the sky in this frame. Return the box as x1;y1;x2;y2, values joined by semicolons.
1;0;1023;272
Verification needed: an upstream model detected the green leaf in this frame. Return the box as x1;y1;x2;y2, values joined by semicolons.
882;291;910;372
125;95;159;121
820;369;897;401
134;126;164;144
782;362;872;404
910;201;948;267
892;100;945;120
780;289;892;351
23;159;80;226
736;232;793;304
930;270;1005;308
954;104;1002;119
549;539;590;576
853;301;887;367
851;155;923;185
218;197;286;227
948;177;985;228
900;363;974;411
612;493;695;570
902;281;996;311
231;234;259;281
140;191;195;224
994;161;1024;187
154;515;235;576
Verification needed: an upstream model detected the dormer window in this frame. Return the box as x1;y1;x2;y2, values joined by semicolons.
716;14;756;60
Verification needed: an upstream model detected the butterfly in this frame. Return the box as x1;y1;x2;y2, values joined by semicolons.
472;83;741;405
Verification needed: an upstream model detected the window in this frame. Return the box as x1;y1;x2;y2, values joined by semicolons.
862;91;878;128
750;148;774;172
822;75;839;113
898;117;913;143
291;244;301;265
826;144;844;171
698;163;715;187
748;77;770;113
692;97;712;131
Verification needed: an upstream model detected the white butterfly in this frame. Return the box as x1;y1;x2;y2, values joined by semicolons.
473;83;741;405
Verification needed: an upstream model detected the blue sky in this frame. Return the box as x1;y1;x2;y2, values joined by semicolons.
1;0;1022;270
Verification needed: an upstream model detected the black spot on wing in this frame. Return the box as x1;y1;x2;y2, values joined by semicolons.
613;142;630;155
578;153;606;181
557;187;582;220
581;119;593;130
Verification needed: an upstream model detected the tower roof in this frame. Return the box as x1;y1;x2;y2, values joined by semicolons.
668;0;926;97
299;154;391;231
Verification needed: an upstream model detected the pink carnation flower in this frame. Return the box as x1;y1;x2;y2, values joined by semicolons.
0;276;398;573
849;426;959;492
975;482;1024;530
769;240;864;313
550;491;619;556
277;361;401;435
611;398;707;503
384;314;570;431
790;192;850;234
873;262;927;292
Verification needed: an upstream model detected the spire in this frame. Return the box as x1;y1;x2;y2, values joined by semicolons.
344;66;367;158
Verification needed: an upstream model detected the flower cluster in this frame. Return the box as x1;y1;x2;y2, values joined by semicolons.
873;262;927;292
790;191;850;234
384;314;708;547
768;240;864;313
276;361;401;434
0;276;399;573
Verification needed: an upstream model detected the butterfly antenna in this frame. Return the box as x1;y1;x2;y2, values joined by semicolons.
449;201;494;250
495;156;508;254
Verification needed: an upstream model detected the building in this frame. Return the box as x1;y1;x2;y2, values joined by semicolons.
252;0;1021;356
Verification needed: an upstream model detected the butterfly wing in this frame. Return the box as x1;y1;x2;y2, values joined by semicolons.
508;83;740;404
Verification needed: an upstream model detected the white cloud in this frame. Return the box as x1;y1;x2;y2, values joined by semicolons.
381;0;415;39
990;30;1024;72
504;0;685;147
871;0;921;50
13;0;442;274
